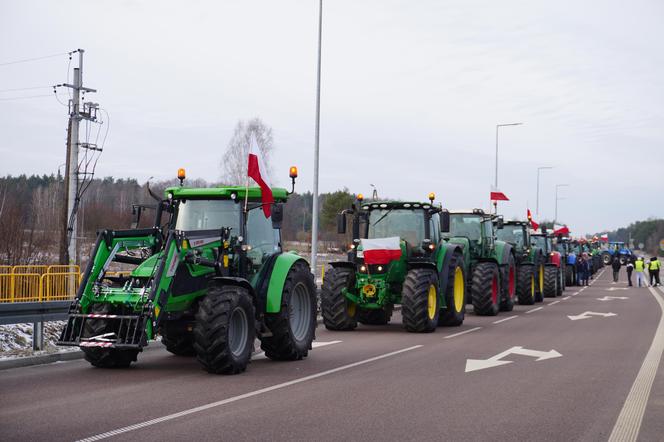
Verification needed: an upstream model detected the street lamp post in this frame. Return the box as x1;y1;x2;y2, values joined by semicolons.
554;183;570;223
311;0;323;276
536;166;553;216
494;122;523;189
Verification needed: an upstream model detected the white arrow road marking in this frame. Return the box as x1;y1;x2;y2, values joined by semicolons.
568;311;617;321
465;346;562;373
253;340;341;360
606;287;630;291
597;296;629;301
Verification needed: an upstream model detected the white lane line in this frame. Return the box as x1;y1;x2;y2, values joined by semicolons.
77;345;423;442
608;286;664;442
492;315;518;324
525;307;543;314
562;296;571;300
548;301;560;306
444;327;482;339
252;340;341;360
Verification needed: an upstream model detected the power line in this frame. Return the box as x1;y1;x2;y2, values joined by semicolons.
0;50;75;67
0;85;53;93
0;94;53;101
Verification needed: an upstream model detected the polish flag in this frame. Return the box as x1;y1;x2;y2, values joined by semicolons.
360;237;402;265
527;209;539;231
248;153;273;218
600;233;609;242
490;186;509;201
553;224;570;236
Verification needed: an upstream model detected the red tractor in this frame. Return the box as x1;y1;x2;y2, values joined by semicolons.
530;230;564;297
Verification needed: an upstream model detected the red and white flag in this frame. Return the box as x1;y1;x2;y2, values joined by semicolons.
247;134;274;218
553;224;570;236
490;186;509;201
360;237;402;265
600;233;609;242
527;209;539;231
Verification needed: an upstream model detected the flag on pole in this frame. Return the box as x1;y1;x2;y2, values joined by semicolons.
553;224;570;236
360;237;402;265
247;134;273;218
527;209;539;231
600;233;609;242
490;185;509;201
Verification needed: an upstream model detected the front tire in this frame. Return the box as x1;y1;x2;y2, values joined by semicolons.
82;304;139;368
321;266;358;331
472;262;500;316
160;322;195;356
402;268;439;332
438;253;466;327
193;284;255;374
261;261;317;361
517;264;536;305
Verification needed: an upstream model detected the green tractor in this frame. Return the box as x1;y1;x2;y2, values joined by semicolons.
58;168;317;374
495;221;545;305
444;209;516;316
321;194;466;333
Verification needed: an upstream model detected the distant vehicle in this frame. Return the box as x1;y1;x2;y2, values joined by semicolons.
601;241;633;265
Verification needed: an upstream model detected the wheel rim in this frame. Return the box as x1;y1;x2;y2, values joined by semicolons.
427;284;437;320
539;266;544;292
346;300;356;317
530;274;535;298
228;307;248;358
453;267;464;313
508;265;516;297
491;274;498;305
289;282;311;341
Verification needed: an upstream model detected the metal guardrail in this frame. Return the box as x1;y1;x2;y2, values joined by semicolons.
0;301;70;325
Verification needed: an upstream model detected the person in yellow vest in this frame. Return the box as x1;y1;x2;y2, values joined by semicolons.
635;257;646;287
649;256;661;287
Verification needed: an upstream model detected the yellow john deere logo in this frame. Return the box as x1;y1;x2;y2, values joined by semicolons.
363;284;377;297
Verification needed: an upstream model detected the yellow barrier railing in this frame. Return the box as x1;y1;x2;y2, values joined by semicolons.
0;265;82;303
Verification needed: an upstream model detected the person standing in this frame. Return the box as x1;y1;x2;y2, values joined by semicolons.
611;256;621;283
579;256;590;286
649;256;661;287
625;258;634;287
635;257;646;287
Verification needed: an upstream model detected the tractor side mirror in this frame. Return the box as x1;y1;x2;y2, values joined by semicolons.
337;213;347;234
496;217;504;230
441;210;450;233
271;203;284;229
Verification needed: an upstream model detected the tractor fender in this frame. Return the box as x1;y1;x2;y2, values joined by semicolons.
407;261;437;272
266;252;310;313
436;244;464;291
550;252;562;267
329;261;356;270
494;242;513;268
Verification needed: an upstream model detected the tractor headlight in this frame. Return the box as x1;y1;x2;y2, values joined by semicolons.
377;265;383;272
359;265;367;273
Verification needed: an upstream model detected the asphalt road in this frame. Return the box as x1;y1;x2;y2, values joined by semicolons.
2;267;664;442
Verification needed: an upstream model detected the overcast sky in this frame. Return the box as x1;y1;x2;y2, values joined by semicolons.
1;0;663;235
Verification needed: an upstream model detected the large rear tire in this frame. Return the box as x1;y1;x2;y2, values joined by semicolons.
193;284;255;374
556;268;564;296
543;266;558;298
261;261;317;361
402;268;439;332
565;265;575;287
500;254;516;312
82;304;140;368
472;262;500;316
517;264;536;305
358;305;393;325
321;266;358;331
602;252;611;265
438;253;466;327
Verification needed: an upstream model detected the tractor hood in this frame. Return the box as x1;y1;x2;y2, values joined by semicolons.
131;253;161;278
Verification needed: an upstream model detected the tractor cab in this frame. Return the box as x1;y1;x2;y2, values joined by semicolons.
445;209;495;257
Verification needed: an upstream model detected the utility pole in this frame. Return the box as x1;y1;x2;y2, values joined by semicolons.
311;0;323;276
61;49;97;265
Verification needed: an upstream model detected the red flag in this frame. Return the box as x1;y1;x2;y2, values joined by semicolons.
490;186;509;201
247;153;274;218
527;209;539;231
554;224;570;236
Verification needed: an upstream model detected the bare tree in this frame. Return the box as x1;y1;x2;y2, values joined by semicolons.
221;118;274;185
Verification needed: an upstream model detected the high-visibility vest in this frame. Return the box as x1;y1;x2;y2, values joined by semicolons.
635;260;645;272
650;260;661;270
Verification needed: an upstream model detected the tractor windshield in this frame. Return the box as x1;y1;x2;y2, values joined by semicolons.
175;199;240;232
449;214;482;241
496;225;524;248
367;209;425;246
532;235;549;253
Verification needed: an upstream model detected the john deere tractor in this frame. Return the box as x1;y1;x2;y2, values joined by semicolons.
531;230;564;297
58;168;317;374
496;221;545;305
321;193;466;333
444;210;516;316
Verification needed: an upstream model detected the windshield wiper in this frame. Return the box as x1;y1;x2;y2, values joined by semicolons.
372;208;394;226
